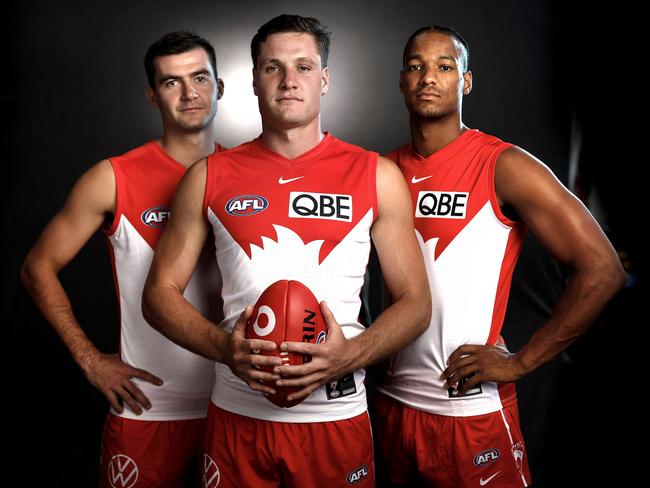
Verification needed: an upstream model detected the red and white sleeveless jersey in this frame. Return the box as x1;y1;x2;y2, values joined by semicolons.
105;141;223;420
378;129;526;417
203;133;378;422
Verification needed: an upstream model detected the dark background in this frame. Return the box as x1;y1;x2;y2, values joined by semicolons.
3;0;641;486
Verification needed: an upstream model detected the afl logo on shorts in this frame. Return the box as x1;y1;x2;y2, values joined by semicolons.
347;465;369;485
225;195;269;216
107;454;139;488
473;448;500;467
141;206;171;228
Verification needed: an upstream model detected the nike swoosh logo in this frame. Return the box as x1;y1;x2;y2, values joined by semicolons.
480;472;500;486
411;175;432;184
278;176;305;184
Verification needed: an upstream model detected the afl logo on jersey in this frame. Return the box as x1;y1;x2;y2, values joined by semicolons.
473;448;500;467
226;195;269;216
141;206;171;228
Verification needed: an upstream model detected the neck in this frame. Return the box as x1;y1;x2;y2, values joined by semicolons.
410;112;467;158
159;122;217;167
260;118;323;159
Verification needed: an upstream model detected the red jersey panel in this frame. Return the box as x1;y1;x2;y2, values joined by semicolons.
105;141;224;420
204;133;378;422
378;129;526;417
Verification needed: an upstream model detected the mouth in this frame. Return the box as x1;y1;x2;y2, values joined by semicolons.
276;97;302;102
416;92;441;100
179;107;206;112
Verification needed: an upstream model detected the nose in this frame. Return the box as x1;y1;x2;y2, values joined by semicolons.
419;67;437;86
280;69;298;90
181;82;199;100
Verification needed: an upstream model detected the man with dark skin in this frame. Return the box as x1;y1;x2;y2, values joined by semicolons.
21;32;225;487
373;26;625;488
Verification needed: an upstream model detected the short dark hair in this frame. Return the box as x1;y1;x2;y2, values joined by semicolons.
403;26;470;72
144;31;217;89
251;14;332;69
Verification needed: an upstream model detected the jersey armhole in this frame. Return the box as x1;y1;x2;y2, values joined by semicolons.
203;153;217;219
368;152;379;223
104;158;124;236
487;143;519;228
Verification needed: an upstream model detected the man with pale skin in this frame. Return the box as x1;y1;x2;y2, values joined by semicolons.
143;15;430;488
21;32;225;487
372;26;626;488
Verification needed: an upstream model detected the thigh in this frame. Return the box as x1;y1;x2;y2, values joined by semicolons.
100;413;204;488
202;403;280;488
417;404;531;488
372;393;419;487
279;412;375;488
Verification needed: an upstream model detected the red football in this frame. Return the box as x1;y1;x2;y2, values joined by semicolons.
246;280;327;408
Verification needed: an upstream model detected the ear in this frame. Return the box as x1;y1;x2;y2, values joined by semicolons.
321;66;329;96
462;70;473;96
216;78;224;100
252;67;258;96
146;86;158;107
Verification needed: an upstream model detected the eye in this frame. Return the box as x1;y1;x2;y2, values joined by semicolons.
165;79;178;87
196;75;209;83
440;65;454;71
297;65;312;72
265;65;280;73
407;64;422;72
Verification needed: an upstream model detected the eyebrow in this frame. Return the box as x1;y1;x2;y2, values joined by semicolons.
260;57;318;66
405;54;458;64
158;69;212;83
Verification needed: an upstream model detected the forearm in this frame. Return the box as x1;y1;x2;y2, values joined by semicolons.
347;290;430;372
142;281;227;362
20;261;99;371
515;261;625;375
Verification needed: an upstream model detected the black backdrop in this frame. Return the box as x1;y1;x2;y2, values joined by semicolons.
3;1;641;486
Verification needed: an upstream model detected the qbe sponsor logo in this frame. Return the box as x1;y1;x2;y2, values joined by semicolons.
289;192;352;222
225;195;269;216
473;448;500;468
107;454;138;488
416;191;468;219
141;206;171;228
347;464;369;485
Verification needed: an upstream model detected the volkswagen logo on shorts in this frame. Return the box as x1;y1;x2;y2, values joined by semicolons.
203;454;221;488
141;206;171;228
107;454;139;488
225;195;269;216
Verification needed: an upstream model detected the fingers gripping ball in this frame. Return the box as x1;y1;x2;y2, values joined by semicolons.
246;280;327;408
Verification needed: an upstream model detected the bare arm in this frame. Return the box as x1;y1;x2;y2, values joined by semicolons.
443;146;626;391
20;160;162;414
142;158;282;394
276;156;431;400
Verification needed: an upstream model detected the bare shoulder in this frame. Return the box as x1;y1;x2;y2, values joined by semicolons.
495;145;567;207
376;155;405;192
66;158;116;215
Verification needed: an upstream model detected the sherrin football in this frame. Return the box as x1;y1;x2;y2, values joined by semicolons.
246;280;327;408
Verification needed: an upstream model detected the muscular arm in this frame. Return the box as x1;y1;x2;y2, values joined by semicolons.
276;157;431;400
142;158;281;394
20;160;162;414
444;147;626;391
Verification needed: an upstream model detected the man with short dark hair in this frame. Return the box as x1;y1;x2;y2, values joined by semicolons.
143;14;431;488
373;25;625;488
21;31;225;487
